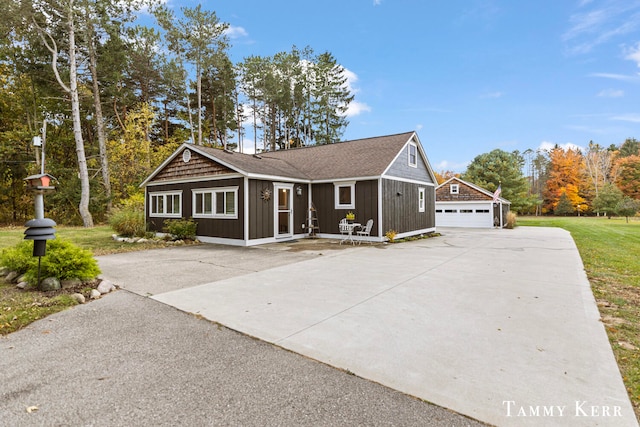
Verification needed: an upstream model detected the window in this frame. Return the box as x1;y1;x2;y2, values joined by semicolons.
436;209;443;213
192;187;238;219
150;191;182;217
450;184;459;194
460;209;473;213
475;209;490;213
408;143;417;167
418;187;425;212
334;182;355;209
444;209;457;213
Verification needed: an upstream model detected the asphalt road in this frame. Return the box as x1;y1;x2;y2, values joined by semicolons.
0;290;484;426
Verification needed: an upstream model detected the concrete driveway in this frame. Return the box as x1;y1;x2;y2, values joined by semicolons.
98;227;637;426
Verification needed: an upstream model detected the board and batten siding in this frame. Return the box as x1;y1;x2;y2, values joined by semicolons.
312;180;379;235
146;177;244;240
381;179;435;234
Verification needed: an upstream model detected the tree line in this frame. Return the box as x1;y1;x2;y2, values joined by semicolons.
436;138;640;219
0;1;354;226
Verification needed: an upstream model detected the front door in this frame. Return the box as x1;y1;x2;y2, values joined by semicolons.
274;183;293;237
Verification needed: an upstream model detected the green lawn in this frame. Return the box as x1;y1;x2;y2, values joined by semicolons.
518;216;640;418
0;225;168;255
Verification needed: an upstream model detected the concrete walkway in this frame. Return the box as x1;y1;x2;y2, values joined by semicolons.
101;227;637;426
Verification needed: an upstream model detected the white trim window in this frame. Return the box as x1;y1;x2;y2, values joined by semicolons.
450;184;459;194
150;191;182;218
418;187;426;212
334;181;355;209
192;187;238;219
408;142;418;168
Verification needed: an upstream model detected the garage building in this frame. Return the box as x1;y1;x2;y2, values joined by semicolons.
435;177;510;228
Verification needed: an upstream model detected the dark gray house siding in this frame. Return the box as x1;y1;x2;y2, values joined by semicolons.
382;179;435;235
311;180;379;236
146;177;245;240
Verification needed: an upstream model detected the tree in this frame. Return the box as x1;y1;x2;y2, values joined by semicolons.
615;197;640;223
156;4;230;146
584;141;614;200
462;149;533;213
32;0;94;227
592;183;623;218
613;155;640;199
543;146;586;214
618;138;640;158
555;192;574;216
311;52;353;144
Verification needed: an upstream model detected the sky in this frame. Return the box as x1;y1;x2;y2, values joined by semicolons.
157;0;640;173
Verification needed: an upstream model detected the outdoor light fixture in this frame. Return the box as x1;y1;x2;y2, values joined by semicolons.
296;186;303;196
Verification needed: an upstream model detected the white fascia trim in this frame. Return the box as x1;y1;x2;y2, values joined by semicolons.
247;173;310;183
145;173;244;186
311;175;380;184
436;200;493;205
381;175;435;186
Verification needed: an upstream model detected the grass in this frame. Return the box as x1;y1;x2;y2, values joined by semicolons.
518;215;640;418
0;225;170;255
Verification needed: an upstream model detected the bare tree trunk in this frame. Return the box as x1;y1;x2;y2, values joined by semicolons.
67;4;93;227
33;1;93;227
87;32;112;212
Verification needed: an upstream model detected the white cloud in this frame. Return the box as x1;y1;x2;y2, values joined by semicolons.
624;42;640;67
345;101;372;117
415;124;423;131
225;25;248;39
480;91;504;99
590;72;640;82
373;0;382;5
611;113;640;122
597;88;624;97
538;140;585;152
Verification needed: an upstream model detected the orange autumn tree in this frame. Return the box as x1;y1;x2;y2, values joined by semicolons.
613;154;640;199
543;146;587;213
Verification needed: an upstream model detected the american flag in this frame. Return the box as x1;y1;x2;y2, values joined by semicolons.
492;184;502;203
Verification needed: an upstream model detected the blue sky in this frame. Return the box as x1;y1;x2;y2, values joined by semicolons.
160;0;640;173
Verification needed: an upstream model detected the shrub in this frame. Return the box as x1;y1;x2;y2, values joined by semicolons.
0;239;101;286
163;218;197;240
109;208;145;237
384;229;397;242
505;211;517;229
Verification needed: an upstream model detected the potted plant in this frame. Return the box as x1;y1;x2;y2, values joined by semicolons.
346;212;355;223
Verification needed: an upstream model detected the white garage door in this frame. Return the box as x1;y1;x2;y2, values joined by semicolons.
436;203;493;228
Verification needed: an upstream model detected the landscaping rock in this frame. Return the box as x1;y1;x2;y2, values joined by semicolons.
39;277;61;291
61;278;83;289
90;289;101;299
0;266;9;276
97;279;116;294
71;293;86;304
6;271;19;283
17;274;27;283
137;238;148;243
16;281;28;289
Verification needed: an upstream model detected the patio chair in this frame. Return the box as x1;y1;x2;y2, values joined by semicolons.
356;219;374;244
339;218;352;244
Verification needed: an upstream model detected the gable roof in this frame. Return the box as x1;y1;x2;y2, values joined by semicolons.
436;177;510;203
141;131;437;186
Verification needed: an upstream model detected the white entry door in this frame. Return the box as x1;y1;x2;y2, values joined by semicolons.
274;183;293;237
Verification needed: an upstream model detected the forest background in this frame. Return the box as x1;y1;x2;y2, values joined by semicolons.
1;0;639;227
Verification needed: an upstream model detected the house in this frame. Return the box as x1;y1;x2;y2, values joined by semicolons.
140;131;438;246
435;177;510;228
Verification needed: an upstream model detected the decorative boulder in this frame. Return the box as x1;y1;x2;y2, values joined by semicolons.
6;271;19;283
97;280;116;294
71;293;86;304
39;277;61;291
90;289;101;299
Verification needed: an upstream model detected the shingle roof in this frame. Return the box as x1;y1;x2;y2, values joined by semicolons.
195;131;417;181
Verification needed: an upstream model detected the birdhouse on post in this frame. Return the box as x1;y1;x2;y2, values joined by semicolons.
24;173;57;258
24;173;56;192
